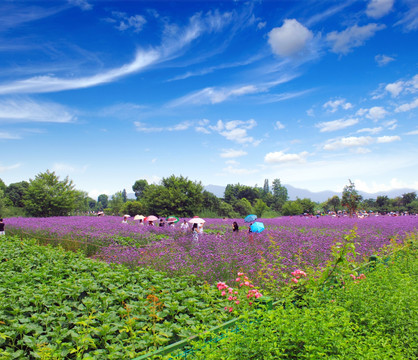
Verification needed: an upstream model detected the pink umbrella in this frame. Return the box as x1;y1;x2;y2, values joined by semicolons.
188;217;205;224
145;215;158;222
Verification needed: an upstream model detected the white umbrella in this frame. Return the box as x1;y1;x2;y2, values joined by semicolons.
123;214;131;218
188;217;206;224
133;215;145;220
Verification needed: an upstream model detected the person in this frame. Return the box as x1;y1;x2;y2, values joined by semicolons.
180;220;189;231
139;219;144;226
248;222;254;242
0;218;5;236
122;216;128;224
232;221;239;232
198;222;204;235
192;223;199;242
159;218;165;227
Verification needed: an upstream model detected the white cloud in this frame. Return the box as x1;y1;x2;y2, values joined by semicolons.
355;178;418;193
394;2;418;31
134;120;192;133
108;12;147;32
323;136;374;150
375;54;395;66
395;98;418;112
0;163;21;173
327;23;385;54
366;106;388;121
264;150;309;164
170;84;260;106
316;118;358;132
275;121;285;130
0;131;21;139
268;19;313;57
357;127;383;134
385;81;405;97
52;163;88;173
405;129;418;135
376;135;401;143
0;50;159;95
0;98;76;123
366;0;394;19
323;98;353;112
220;149;247;158
209;119;258;144
353;147;372;154
68;0;92;11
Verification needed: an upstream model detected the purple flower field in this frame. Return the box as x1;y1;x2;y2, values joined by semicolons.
7;215;418;288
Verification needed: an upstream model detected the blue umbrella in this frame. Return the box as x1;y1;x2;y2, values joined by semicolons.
244;214;257;223
250;221;264;233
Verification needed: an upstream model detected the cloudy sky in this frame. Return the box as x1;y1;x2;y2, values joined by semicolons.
1;0;417;199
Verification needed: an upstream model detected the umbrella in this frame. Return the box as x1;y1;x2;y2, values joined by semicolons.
188;217;206;224
166;215;179;223
244;214;257;223
123;214;131;218
250;221;265;233
145;215;158;222
133;215;145;220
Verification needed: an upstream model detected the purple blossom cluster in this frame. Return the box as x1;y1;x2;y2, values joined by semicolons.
7;215;418;288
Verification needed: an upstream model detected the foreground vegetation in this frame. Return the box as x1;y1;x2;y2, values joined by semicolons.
0;236;235;359
2;216;417;359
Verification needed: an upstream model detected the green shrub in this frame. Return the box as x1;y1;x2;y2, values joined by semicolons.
189;241;417;359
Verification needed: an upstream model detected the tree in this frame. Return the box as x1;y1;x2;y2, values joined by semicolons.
326;195;340;213
233;198;253;216
132;179;149;200
402;192;416;206
201;190;221;212
5;181;29;207
341;179;362;216
376;195;390;212
271;178;288;211
295;198;316;214
142;175;203;217
263;179;270;194
108;191;125;215
122;200;145;217
253;199;268;218
0;178;6;192
23;170;79;217
97;194;108;210
218;201;238;218
281;201;303;216
122;189;128;203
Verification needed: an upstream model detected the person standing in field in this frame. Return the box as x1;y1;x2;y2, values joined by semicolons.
0;218;5;236
180;220;189;231
232;221;239;232
192;223;199;242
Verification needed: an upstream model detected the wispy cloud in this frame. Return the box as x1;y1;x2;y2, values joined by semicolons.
220;149;247;158
134;120;193;133
326;23;385;54
375;54;395;66
105;11;146;32
264;150;309;164
68;0;92;11
0;131;21;140
0;50;160;94
323;134;400;150
316;118;358;132
395;98;418;112
0;163;21;172
0;98;76;123
394;2;418;31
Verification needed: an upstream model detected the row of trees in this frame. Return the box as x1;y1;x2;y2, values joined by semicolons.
1;171;417;218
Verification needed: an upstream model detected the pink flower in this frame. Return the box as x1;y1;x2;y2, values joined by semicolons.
235;300;240;305
221;291;226;296
228;296;233;301
224;307;228;310
235;277;241;282
238;272;244;276
229;307;233;312
291;278;298;284
228;288;233;294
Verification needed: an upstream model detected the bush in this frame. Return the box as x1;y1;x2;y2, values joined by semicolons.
189;240;417;359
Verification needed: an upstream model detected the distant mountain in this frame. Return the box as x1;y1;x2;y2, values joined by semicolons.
204;185;417;203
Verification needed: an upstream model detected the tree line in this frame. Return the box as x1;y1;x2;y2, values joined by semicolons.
1;171;417;218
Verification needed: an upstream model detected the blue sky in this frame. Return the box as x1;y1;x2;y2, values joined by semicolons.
1;0;417;199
